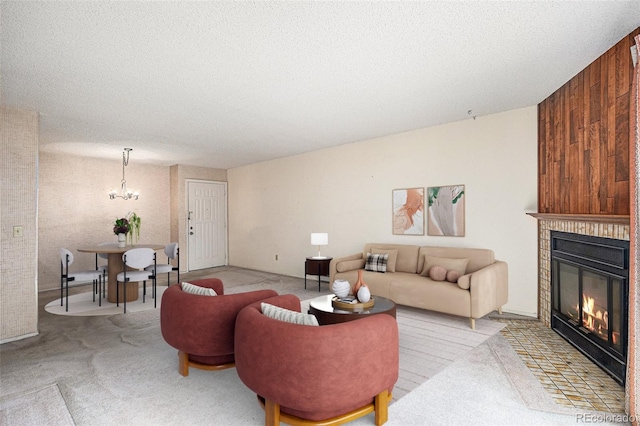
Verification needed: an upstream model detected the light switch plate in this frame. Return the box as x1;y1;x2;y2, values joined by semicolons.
13;226;24;237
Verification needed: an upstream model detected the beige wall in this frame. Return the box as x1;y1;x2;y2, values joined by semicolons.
36;156;227;291
228;106;539;316
38;153;171;291
1;106;39;342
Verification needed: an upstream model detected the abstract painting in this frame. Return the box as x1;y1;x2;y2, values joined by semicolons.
392;188;424;235
427;185;465;236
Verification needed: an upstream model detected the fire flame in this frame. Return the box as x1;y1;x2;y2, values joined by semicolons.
577;294;608;336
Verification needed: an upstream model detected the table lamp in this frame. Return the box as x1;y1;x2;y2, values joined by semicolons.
310;233;328;259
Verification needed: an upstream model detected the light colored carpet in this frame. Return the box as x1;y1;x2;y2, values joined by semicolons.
1;267;620;425
300;298;505;400
45;287;166;316
0;384;74;426
0;304;501;425
382;336;590;426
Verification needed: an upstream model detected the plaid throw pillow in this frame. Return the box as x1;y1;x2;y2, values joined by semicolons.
365;253;388;273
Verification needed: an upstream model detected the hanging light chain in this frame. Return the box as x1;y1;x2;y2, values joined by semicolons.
109;148;139;200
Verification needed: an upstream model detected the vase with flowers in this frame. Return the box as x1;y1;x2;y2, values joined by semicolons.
127;212;141;245
113;217;130;247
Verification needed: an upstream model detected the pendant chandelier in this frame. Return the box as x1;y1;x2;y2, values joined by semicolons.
109;148;139;200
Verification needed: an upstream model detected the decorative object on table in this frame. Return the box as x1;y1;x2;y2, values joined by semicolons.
352;269;369;300
113;217;130;248
331;279;350;298
392;188;424;235
127;212;141;245
357;284;371;303
427;184;465;236
331;295;375;310
310;232;328;258
109;148;140;200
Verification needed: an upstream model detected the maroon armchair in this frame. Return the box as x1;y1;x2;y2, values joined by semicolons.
160;278;278;376
235;294;399;426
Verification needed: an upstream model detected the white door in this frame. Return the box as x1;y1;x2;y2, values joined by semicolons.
187;181;227;270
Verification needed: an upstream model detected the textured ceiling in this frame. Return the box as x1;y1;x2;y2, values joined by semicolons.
2;1;639;169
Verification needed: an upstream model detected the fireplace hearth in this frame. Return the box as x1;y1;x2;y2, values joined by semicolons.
550;231;629;385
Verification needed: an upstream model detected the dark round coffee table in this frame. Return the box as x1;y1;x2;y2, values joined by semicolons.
308;294;396;325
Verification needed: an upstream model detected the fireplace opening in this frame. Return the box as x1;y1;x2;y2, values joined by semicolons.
550;231;629;385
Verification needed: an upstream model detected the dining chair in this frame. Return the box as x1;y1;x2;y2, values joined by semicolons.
116;248;156;313
95;242;117;301
60;248;104;312
145;242;179;287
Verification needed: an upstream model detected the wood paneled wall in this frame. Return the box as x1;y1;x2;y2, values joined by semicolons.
538;28;639;215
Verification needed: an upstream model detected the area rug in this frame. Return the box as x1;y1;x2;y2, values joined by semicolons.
44;286;166;316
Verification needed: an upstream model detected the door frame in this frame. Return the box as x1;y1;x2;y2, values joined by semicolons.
185;179;228;272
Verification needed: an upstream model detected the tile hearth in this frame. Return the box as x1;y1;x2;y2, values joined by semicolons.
497;318;625;413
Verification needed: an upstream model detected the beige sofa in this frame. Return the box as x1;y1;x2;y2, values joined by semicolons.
329;243;508;329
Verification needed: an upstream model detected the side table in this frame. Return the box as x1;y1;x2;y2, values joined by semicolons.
304;257;332;292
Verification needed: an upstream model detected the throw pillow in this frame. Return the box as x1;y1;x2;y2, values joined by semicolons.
457;274;471;290
428;265;447;281
336;258;366;273
364;253;388;273
261;303;319;326
420;255;469;277
181;281;217;296
446;270;461;283
371;248;398;272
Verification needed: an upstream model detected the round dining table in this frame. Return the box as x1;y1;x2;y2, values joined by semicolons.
77;244;165;303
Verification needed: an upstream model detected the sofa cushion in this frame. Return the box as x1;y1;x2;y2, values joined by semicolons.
261;303;319;326
418;246;494;274
336;258;366;272
428;265;447;281
457;274;471;290
363;244;420;273
372;248;398;272
446;270;461;283
420;255;469;277
365;253;388;273
181;281;217;296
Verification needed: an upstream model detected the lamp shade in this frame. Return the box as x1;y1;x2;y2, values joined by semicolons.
310;233;328;246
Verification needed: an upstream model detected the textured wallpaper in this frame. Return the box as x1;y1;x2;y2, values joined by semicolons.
1;106;39;342
37;152;172;291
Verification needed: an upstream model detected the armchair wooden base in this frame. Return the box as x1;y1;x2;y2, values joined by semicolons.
178;351;235;377
257;389;391;426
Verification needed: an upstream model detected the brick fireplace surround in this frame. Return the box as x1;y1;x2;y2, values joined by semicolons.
529;213;635;413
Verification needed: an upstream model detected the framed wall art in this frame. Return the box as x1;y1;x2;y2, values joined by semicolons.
427;184;465;237
392;188;424;235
